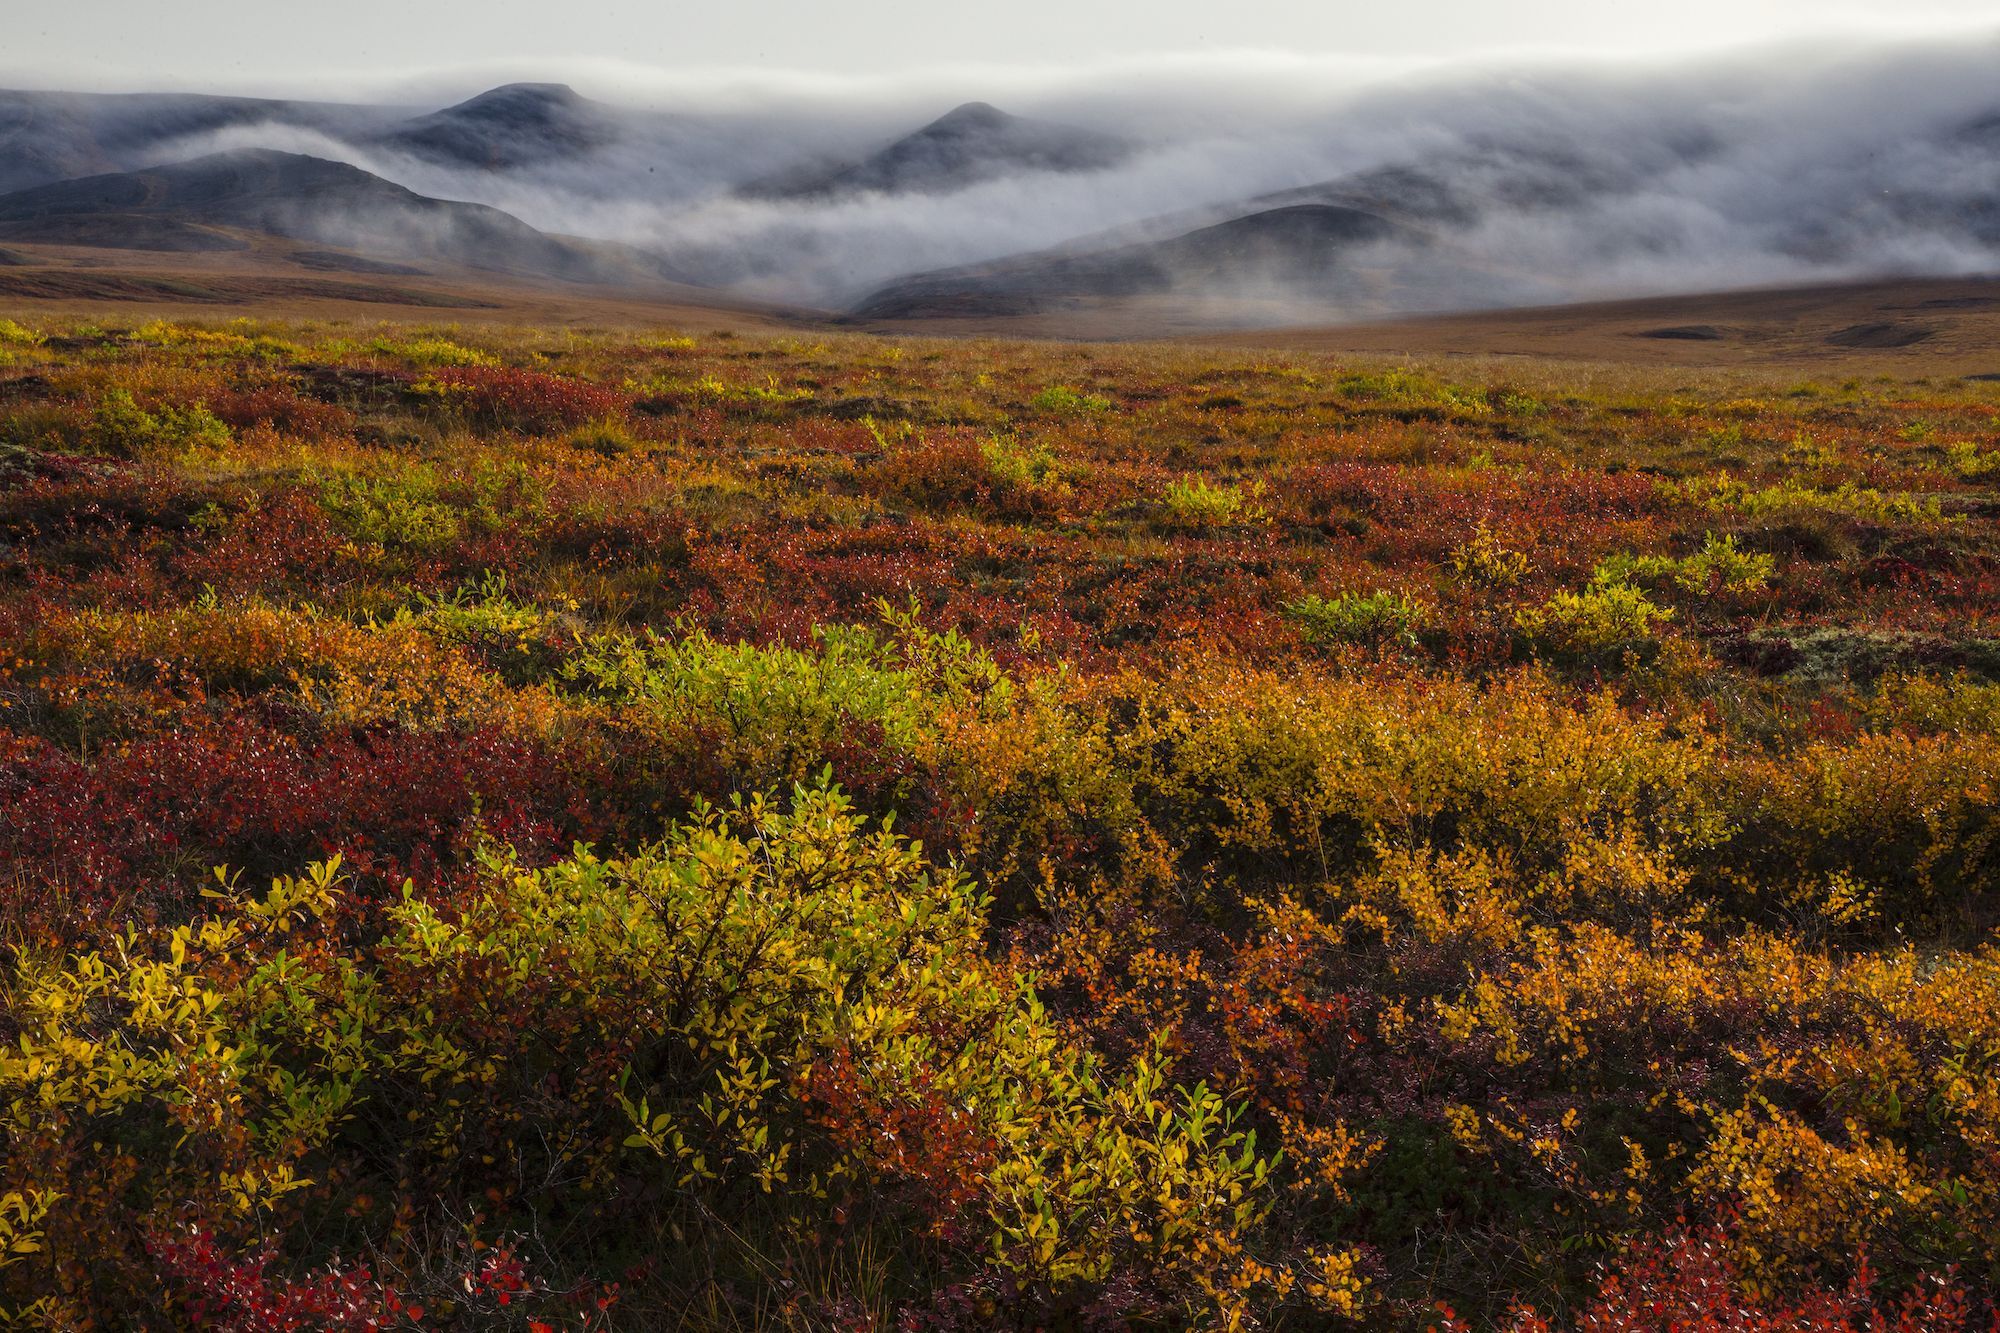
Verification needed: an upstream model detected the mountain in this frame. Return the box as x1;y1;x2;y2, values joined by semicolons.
0;95;112;195
0;84;627;191
851;204;1424;320
372;83;618;169
743;101;1133;200
0;88;402;195
847;133;1717;323
0;149;671;283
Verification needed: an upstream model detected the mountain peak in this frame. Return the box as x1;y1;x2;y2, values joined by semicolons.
379;82;611;167
926;101;1013;134
446;83;585;115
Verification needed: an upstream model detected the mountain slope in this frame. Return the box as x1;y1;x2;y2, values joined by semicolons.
0;88;402;195
851;203;1421;320
845;133;1725;325
0;149;668;283
744;101;1132;200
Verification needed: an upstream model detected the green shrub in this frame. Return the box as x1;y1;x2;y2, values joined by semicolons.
982;434;1066;490
1163;475;1260;526
1334;369;1487;414
1518;581;1675;654
315;465;463;550
1030;385;1112;414
1285;590;1431;647
1945;441;2000;481
367;335;497;368
89;388;232;457
128;320;298;361
562;603;1014;796
1667;473;1949;524
1594;532;1775;596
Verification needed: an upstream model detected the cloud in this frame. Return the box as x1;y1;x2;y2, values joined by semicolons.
49;29;2000;316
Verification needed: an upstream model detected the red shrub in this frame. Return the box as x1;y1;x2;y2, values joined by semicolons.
417;367;629;433
208;387;355;437
148;1226;395;1333
0;718;614;934
1442;1226;1992;1333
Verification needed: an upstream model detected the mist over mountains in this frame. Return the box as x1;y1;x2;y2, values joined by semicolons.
3;34;1999;326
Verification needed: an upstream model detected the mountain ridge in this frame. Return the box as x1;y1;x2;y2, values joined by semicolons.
0;148;678;285
741;100;1133;200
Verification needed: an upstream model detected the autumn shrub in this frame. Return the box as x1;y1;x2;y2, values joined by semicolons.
561;603;1012;817
88;386;232;458
1163;474;1263;526
962;663;1730;915
1518;580;1675;655
1028;384;1111;414
207;385;354;437
1472;1223;1986;1333
0;718;602;926
8;319;2000;1324
1594;531;1776;597
1285;588;1432;647
408;365;629;433
1727;728;2000;932
0;784;1361;1328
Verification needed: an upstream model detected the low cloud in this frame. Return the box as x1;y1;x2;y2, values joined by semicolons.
77;32;2000;315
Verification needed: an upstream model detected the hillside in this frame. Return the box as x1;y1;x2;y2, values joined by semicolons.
1210;273;2000;375
0;149;675;283
852;202;1419;319
0;87;401;194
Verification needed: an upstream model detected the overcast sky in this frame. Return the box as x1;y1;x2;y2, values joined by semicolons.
7;0;1999;97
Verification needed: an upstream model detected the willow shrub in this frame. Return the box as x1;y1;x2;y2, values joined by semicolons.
0;781;1359;1327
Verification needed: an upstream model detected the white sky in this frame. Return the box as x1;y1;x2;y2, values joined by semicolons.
5;0;1998;97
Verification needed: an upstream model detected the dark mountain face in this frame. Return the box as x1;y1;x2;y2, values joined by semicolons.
0;89;402;195
373;83;619;168
0;95;113;195
743;101;1133;200
0;82;624;195
0;148;662;282
852;203;1410;319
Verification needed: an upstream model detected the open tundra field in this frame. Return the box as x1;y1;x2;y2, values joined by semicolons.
6;311;2000;1328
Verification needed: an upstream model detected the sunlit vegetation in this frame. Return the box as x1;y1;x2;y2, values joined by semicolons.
3;316;2000;1328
